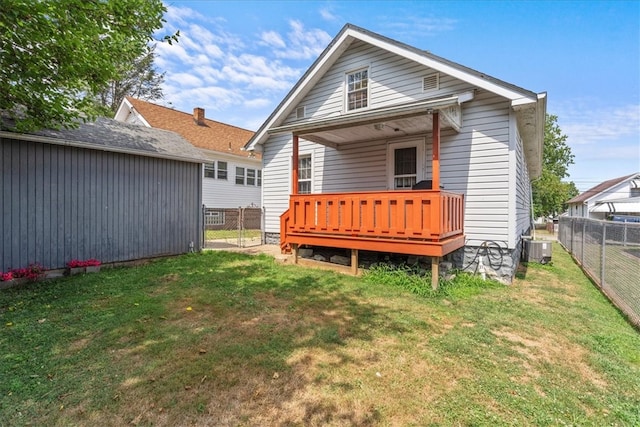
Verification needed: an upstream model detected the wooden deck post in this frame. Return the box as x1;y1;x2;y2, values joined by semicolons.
293;244;299;264
431;256;439;290
351;249;358;275
432;112;440;191
292;134;299;195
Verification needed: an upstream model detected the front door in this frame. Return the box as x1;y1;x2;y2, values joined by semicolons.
387;139;424;190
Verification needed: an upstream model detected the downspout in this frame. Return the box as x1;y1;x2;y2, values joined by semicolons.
529;180;536;240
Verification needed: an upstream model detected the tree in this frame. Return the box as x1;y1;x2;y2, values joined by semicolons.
532;114;579;218
0;0;177;131
94;45;165;115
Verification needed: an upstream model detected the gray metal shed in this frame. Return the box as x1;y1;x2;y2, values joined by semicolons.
1;117;205;272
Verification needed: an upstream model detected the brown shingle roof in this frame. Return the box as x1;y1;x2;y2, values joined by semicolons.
126;97;259;159
567;173;637;204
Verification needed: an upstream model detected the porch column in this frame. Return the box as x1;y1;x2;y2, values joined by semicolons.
432;112;440;190
292;134;299;195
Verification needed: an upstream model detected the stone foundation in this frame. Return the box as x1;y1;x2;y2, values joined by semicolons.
265;232;280;245
448;241;523;284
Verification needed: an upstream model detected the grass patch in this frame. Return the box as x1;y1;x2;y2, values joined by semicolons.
363;262;502;298
204;229;261;240
1;244;639;426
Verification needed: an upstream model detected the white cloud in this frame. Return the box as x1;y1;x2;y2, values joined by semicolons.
244;98;272;109
188;24;216;46
278;20;333;60
192;65;223;84
166;72;203;88
261;20;333;60
201;44;222;59
557;103;640;144
154;42;192;70
260;31;286;49
319;6;338;21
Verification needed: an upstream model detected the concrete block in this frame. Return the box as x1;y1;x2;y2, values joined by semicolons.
330;255;350;266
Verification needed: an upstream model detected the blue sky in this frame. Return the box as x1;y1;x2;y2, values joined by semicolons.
154;0;640;191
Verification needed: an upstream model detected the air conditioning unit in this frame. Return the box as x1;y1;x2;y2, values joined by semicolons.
523;240;552;264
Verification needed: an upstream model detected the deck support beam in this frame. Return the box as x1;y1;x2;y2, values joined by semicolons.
292;243;299;264
431;256;440;290
351;249;358;275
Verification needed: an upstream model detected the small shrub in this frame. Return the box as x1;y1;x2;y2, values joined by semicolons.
67;259;101;268
7;263;44;281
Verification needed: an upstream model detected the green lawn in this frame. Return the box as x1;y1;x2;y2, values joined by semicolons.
1;243;639;426
204;229;261;240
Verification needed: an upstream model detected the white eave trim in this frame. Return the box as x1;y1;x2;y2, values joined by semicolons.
114;98;152;127
267;95;460;136
0;131;205;164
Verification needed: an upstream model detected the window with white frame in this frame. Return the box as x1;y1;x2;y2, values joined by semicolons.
217;161;228;180
393;147;417;189
205;210;225;225
204;162;215;178
298;155;312;194
235;167;245;185
247;169;256;186
346;68;369;111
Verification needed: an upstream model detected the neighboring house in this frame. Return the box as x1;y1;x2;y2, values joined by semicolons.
244;24;546;284
0;117;205;272
566;173;640;220
114;97;261;214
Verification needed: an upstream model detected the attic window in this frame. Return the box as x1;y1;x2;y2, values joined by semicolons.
423;73;439;92
346;67;369;111
296;106;306;119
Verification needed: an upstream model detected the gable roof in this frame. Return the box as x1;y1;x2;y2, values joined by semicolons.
0;116;206;163
244;23;546;177
117;97;259;160
567;173;639;204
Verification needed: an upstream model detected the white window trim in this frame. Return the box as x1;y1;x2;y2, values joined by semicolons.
298;154;313;194
205;210;225;226
204;162;215;179
344;65;371;113
217;161;228;180
290;151;314;194
235;166;246;185
247;168;256;186
386;138;425;190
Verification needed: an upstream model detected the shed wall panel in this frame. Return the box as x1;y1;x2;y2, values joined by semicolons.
0;137;202;272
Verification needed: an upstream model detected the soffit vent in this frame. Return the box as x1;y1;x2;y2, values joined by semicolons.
296;106;306;119
423;73;439;92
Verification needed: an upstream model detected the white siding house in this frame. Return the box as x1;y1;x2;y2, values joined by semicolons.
115;98;261;210
246;24;546;283
567;173;640;220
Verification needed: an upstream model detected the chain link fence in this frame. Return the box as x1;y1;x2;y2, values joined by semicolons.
202;206;264;249
558;216;640;328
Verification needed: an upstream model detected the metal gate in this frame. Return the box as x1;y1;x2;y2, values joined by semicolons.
202;206;264;249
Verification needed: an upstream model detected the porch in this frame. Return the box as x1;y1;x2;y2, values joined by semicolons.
276;108;466;288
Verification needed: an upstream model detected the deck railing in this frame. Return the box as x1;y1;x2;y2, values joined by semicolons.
281;190;463;250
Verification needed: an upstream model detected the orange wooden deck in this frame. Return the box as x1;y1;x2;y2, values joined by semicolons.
280;190;465;257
